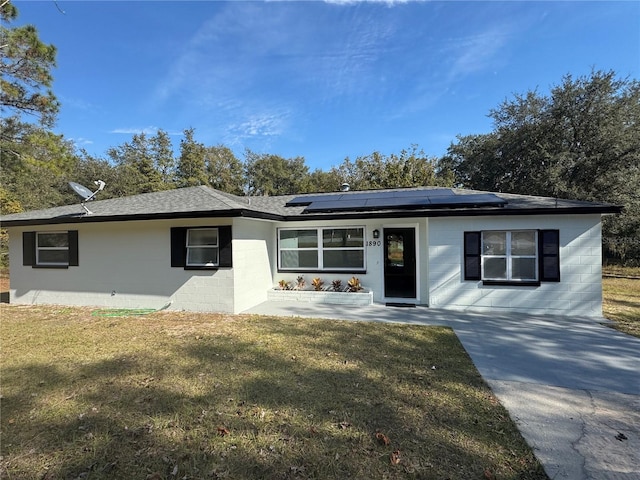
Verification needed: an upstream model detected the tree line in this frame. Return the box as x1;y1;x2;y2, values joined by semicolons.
1;1;638;264
1;129;451;210
440;70;640;265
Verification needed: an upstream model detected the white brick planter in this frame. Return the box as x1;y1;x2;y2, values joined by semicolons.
268;288;374;306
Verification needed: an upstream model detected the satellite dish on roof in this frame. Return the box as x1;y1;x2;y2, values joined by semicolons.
68;180;106;215
69;181;94;200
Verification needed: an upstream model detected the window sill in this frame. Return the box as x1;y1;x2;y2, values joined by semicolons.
277;269;367;275
482;280;540;287
184;266;224;270
33;265;70;269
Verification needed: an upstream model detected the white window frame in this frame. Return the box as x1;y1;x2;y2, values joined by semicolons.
186;228;219;267
278;226;366;271
481;230;538;282
36;231;69;266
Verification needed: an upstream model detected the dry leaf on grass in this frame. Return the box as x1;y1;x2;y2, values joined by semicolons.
217;426;230;436
484;468;496;479
390;450;401;465
375;432;390;445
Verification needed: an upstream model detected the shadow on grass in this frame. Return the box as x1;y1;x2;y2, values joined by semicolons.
607;297;640;310
1;316;546;479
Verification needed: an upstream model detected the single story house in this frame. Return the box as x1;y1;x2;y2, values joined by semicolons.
1;185;621;316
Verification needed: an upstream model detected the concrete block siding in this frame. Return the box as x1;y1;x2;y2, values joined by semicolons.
8;212;606;316
9;219;237;313
268;289;374;305
231;218;274;313
427;214;603;316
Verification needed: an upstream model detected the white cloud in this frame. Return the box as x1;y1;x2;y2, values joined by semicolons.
450;37;502;77
109;126;182;136
381;18;517;122
225;110;290;144
71;137;93;147
152;2;397;130
110;126;159;135
61;96;98;112
323;0;415;5
147;2;517;152
445;25;514;80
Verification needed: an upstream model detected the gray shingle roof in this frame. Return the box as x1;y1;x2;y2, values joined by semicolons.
1;185;621;227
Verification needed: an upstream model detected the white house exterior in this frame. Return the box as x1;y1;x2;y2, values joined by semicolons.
2;186;620;317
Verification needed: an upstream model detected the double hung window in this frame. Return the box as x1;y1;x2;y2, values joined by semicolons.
186;228;219;267
464;229;560;284
278;227;365;271
170;226;232;269
279;229;319;269
22;231;79;268
36;232;70;266
482;231;537;282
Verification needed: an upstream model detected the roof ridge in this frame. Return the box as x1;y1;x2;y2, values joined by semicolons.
197;185;250;208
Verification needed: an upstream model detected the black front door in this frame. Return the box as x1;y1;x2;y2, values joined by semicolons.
383;228;417;298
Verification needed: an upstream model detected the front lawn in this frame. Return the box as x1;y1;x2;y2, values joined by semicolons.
0;306;547;479
602;265;640;338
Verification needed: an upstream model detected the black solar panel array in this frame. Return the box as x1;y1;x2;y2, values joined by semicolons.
285;189;507;213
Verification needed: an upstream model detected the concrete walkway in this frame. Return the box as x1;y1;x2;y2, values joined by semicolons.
243;302;640;480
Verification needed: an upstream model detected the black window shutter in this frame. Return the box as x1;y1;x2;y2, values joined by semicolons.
68;230;79;266
464;231;481;280
170;227;187;267
23;231;36;266
539;229;560;282
218;226;233;267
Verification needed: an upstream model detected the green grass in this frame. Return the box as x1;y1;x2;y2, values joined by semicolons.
603;267;640;338
0;306;547;479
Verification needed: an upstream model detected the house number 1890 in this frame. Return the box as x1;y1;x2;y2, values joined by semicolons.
367;240;381;246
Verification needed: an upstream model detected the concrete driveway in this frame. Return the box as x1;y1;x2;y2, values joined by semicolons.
243;302;640;480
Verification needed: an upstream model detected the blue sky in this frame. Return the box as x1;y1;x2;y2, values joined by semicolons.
15;0;640;171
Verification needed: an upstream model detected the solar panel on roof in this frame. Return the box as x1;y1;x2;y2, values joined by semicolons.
286;195;337;206
392;189;454;197
364;197;431;208
428;193;507;206
313;199;370;209
303;196;433;213
287;188;455;206
287;189;507;213
302;200;359;211
349;193;386;200
353;191;389;200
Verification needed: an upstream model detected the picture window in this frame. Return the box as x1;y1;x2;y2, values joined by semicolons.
278;227;365;271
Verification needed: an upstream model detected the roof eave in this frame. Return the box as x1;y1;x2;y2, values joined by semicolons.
1;204;622;228
1;208;282;228
283;205;622;221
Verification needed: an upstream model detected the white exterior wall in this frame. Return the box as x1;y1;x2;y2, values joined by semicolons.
7;212;605;316
8;218;272;313
270;218;428;304
427;214;604;316
231;218;275;313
